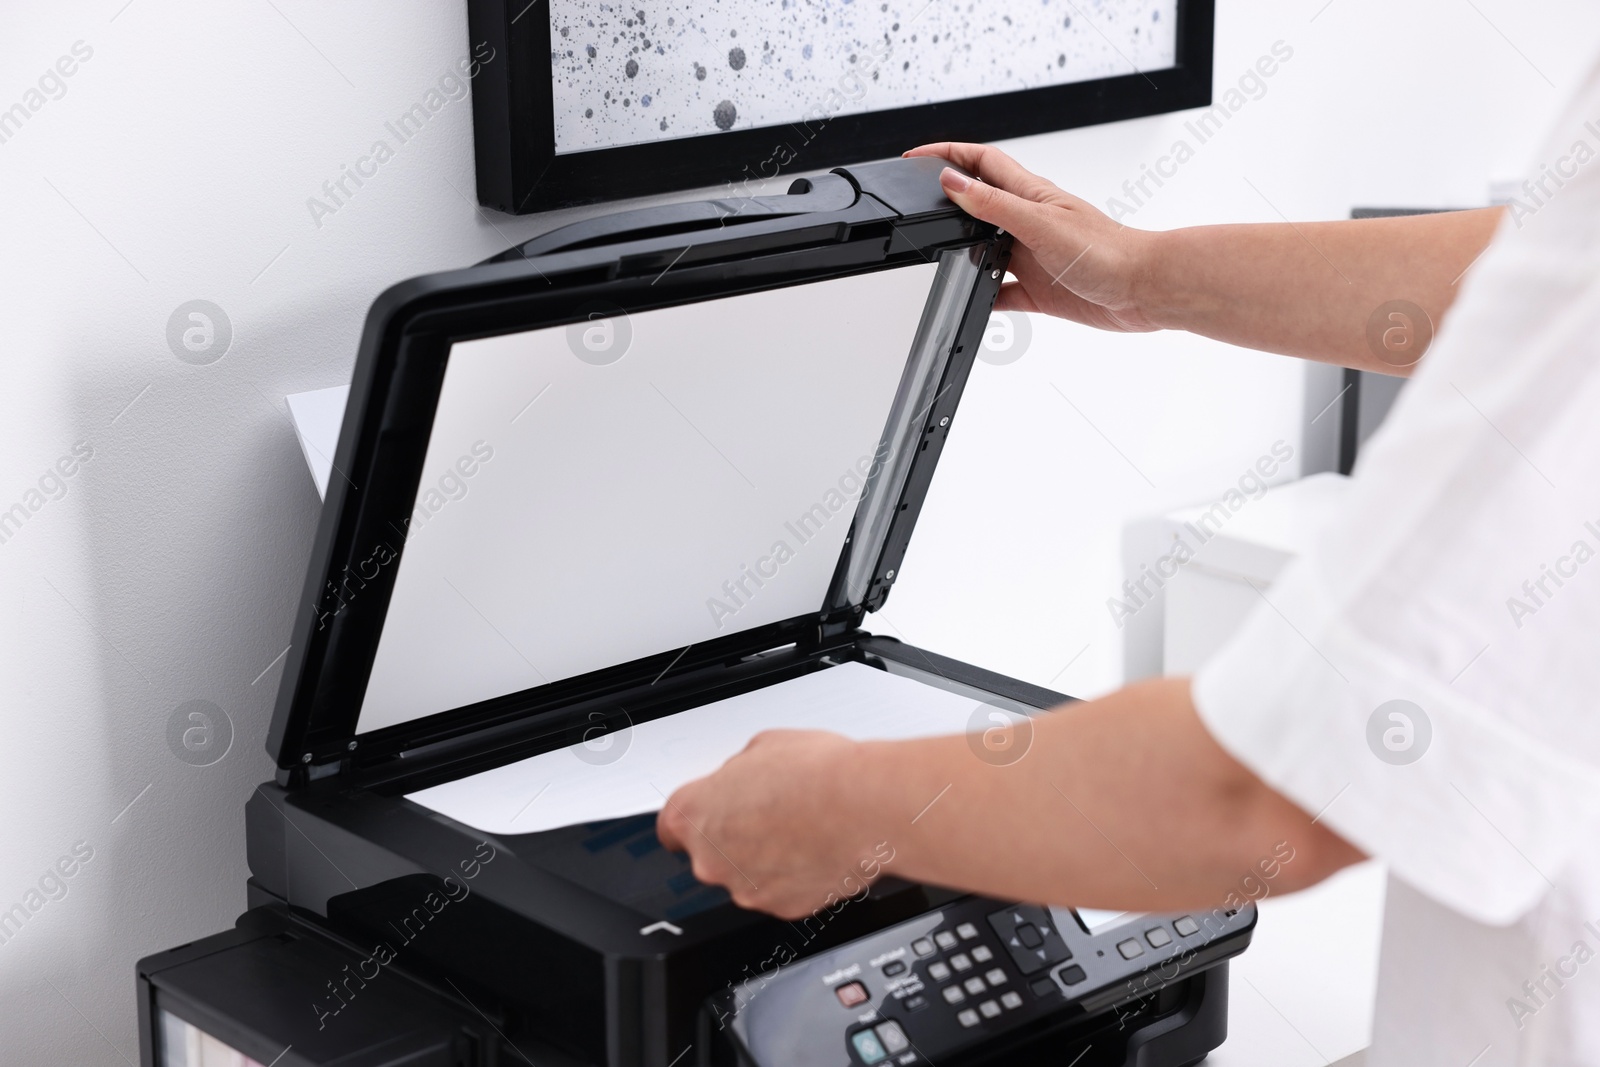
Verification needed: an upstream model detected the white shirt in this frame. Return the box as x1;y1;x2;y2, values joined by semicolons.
1193;54;1600;1067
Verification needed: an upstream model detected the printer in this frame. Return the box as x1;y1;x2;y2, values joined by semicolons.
136;156;1255;1067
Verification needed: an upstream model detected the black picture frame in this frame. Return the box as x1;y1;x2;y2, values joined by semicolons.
468;0;1216;214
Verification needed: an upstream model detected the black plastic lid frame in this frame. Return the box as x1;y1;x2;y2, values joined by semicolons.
833;247;983;618
267;159;1010;775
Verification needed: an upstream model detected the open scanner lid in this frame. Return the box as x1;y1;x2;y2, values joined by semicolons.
267;156;1011;774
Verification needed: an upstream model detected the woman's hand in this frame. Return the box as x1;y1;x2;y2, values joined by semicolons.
656;730;895;920
655;682;1362;923
910;141;1505;372
906;142;1162;333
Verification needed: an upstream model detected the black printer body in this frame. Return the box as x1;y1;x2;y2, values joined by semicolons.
136;158;1255;1067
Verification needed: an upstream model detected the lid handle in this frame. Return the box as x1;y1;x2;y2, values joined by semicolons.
485;172;861;262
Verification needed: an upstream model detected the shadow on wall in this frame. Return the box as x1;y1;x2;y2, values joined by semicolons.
4;303;339;1062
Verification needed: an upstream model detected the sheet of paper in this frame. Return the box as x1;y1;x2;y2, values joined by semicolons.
406;661;997;835
285;384;350;500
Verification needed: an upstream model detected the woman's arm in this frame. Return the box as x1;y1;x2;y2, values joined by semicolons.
657;679;1364;920
907;142;1502;376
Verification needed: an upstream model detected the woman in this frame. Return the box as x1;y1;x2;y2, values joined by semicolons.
660;94;1600;1062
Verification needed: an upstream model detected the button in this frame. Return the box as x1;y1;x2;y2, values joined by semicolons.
836;981;869;1008
942;985;966;1005
1030;978;1057;997
935;931;959;950
905;994;929;1013
971;945;994;964
988;905;1072;976
927;961;951;982
851;1029;888;1064
949;953;973;972
957;922;980;940
875;1021;910;1055
1001;991;1024;1010
883;960;908;977
957;1008;980;1028
1173;916;1199;937
1058;964;1087;985
1145;927;1172;949
1117;938;1145;960
912;937;936;956
985;968;1008;986
963;977;986;996
979;1000;1002;1019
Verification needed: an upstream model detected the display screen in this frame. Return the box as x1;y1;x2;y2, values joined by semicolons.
550;0;1180;152
356;263;942;734
1073;907;1146;934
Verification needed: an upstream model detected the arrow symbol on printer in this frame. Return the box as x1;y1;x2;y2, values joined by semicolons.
640;921;684;936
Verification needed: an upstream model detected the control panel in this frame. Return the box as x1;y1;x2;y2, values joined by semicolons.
708;896;1254;1067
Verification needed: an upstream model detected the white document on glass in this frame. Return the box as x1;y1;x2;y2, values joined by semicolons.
406;661;999;835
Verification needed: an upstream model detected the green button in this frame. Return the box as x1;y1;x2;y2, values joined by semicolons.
851;1029;888;1064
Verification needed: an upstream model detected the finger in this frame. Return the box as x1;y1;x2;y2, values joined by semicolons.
905;142;972;162
656;802;686;852
690;851;733;891
744;729;781;749
938;168;1055;248
747;728;818;747
909;143;1055;200
993;280;1041;315
657;780;704;852
732;730;776;757
771;895;826;921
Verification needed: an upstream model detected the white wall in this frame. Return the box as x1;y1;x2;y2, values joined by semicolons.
0;1;1595;1062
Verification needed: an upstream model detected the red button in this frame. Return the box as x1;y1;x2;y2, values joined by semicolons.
835;981;869;1008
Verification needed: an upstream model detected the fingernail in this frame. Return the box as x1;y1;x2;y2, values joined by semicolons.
940;168;971;193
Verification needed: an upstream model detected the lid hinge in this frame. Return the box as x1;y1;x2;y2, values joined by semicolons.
816;610;863;645
278;755;345;787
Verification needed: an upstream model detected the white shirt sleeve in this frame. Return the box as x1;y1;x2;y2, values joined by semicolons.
1193;139;1600;926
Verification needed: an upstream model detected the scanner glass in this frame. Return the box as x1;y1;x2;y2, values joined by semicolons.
358;263;942;733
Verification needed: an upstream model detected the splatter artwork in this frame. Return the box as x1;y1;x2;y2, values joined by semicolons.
550;1;1180;154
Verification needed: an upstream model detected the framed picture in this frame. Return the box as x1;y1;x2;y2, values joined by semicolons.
468;0;1214;213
